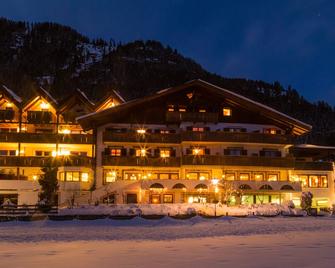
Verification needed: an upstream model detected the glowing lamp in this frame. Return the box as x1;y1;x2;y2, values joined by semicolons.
40;102;49;110
137;129;146;134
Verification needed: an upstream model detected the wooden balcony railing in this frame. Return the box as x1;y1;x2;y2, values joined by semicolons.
0;109;15;121
181;131;293;144
0;156;93;167
0;132;93;144
182;155;296;167
103;132;180;144
166;111;219;123
102;155;181;167
103;131;293;145
294;161;333;171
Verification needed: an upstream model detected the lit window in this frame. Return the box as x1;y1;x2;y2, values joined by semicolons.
137;129;146;134
81;173;89;182
179;106;187;112
309;175;328;188
151;194;161;204
136;148;147;157
40;102;49;110
300;175;308;187
167;105;174;112
160;149;170;158
254;173;264;181
192;148;204;155
223;108;232;116
192;127;204;132
199;109;206;113
225;173;235;181
105;170;117;183
264;128;279;135
186;172;209;180
111;149;121;156
267;174;278;181
239;173;250;181
163;194;173;203
316;199;329;206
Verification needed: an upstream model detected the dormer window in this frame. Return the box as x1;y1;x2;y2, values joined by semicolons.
223;108;232;117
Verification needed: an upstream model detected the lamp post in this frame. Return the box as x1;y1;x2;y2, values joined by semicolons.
211;178;219;217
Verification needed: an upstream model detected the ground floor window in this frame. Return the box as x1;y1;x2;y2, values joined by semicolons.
150;194;161;204
104;170;117;183
103;194;116;204
163;194;173;203
241;194;282;205
186;194;208;204
126;193;137;204
0;194;18;206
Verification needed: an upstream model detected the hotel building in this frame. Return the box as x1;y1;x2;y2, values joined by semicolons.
1;80;334;208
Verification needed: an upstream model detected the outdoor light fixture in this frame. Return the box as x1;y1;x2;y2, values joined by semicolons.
6;102;12;107
40;102;49;109
137;129;146;134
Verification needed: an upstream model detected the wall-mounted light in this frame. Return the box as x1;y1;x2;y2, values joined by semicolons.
40;102;49;110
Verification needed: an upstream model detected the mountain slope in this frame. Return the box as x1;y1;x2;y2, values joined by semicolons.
0;17;334;144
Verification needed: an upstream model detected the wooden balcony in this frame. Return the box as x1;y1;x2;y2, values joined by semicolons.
0;132;93;144
294;161;333;171
0;156;93;167
181;131;293;144
0;109;15;121
102;155;181;167
182;155;296;167
166;111;218;123
103;132;180;144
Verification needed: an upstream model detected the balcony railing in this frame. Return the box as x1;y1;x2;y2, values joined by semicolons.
166;111;219;123
0;132;93;144
0;156;93;167
102;155;181;167
181;131;293;144
103;132;180;144
294;161;333;171
0;109;15;121
103;131;293;145
182;155;296;167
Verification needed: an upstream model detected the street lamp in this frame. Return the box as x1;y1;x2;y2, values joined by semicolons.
211;178;220;216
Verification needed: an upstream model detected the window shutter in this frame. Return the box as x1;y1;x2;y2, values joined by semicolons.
104;148;110;155
129;148;135;156
147;149;152;157
121;148;127;156
154;149;160;157
186;148;191;155
204;148;210;155
224;149;230;155
275;151;282;157
242;150;247;156
171;149;176;157
259;150;265;157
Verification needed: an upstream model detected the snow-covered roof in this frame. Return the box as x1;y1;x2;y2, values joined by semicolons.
1;85;22;103
295;144;335;150
39;87;58;105
77;88;95;106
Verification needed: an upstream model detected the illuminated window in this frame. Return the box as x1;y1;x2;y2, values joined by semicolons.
111;149;121;156
59;172;65;181
179;106;187;112
64;172;80;182
136;129;146;134
81;173;89;182
199;109;206;113
160;173;169;180
192;148;205;156
160;149;170;158
105;170;117;183
316;199;329;206
186;172;209;180
40;102;49;110
225;147;244;156
264;128;279;135
167;105;174;112
170;173;179;180
225;173;235;181
163;194;173;203
124;172;142;181
223;108;232;116
267;174;278;181
239;173;250;181
151;194;161;204
308;175;328;188
136;148;147;157
192;127;204;132
254;173;264;181
300;175;308;187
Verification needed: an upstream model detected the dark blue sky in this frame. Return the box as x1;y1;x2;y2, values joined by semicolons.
1;0;334;104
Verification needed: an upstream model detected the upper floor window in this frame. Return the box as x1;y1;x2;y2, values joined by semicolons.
136;148;147;157
199;108;206;113
136;129;146;134
224;147;246;156
308;175;328;188
267;173;279;181
260;149;281;157
110;148;122;157
223;128;247;133
179;106;187;112
160;149;170;158
264;128;281;135
167;105;174;112
223;108;232;117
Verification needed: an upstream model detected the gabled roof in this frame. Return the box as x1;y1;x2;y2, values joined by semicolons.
23;87;58;111
94;90;125;112
77;79;312;135
0;85;22;105
58;88;95;114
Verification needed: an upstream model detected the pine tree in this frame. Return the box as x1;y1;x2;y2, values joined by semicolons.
38;162;59;207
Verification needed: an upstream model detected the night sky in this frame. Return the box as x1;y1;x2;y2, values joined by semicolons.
0;0;334;104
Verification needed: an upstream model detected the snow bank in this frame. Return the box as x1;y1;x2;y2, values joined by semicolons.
59;203;305;217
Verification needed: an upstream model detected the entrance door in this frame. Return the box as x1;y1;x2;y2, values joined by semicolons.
126;193;137;204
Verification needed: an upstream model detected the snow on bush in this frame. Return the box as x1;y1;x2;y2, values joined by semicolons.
59;202;305;217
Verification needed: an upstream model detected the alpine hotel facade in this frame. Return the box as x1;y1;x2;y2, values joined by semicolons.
0;80;334;208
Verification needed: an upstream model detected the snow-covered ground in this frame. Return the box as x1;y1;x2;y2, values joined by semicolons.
1;217;335;267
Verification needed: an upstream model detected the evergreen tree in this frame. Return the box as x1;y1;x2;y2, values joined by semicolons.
38;162;59;207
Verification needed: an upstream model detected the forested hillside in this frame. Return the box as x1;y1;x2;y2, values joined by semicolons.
1;17;334;145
